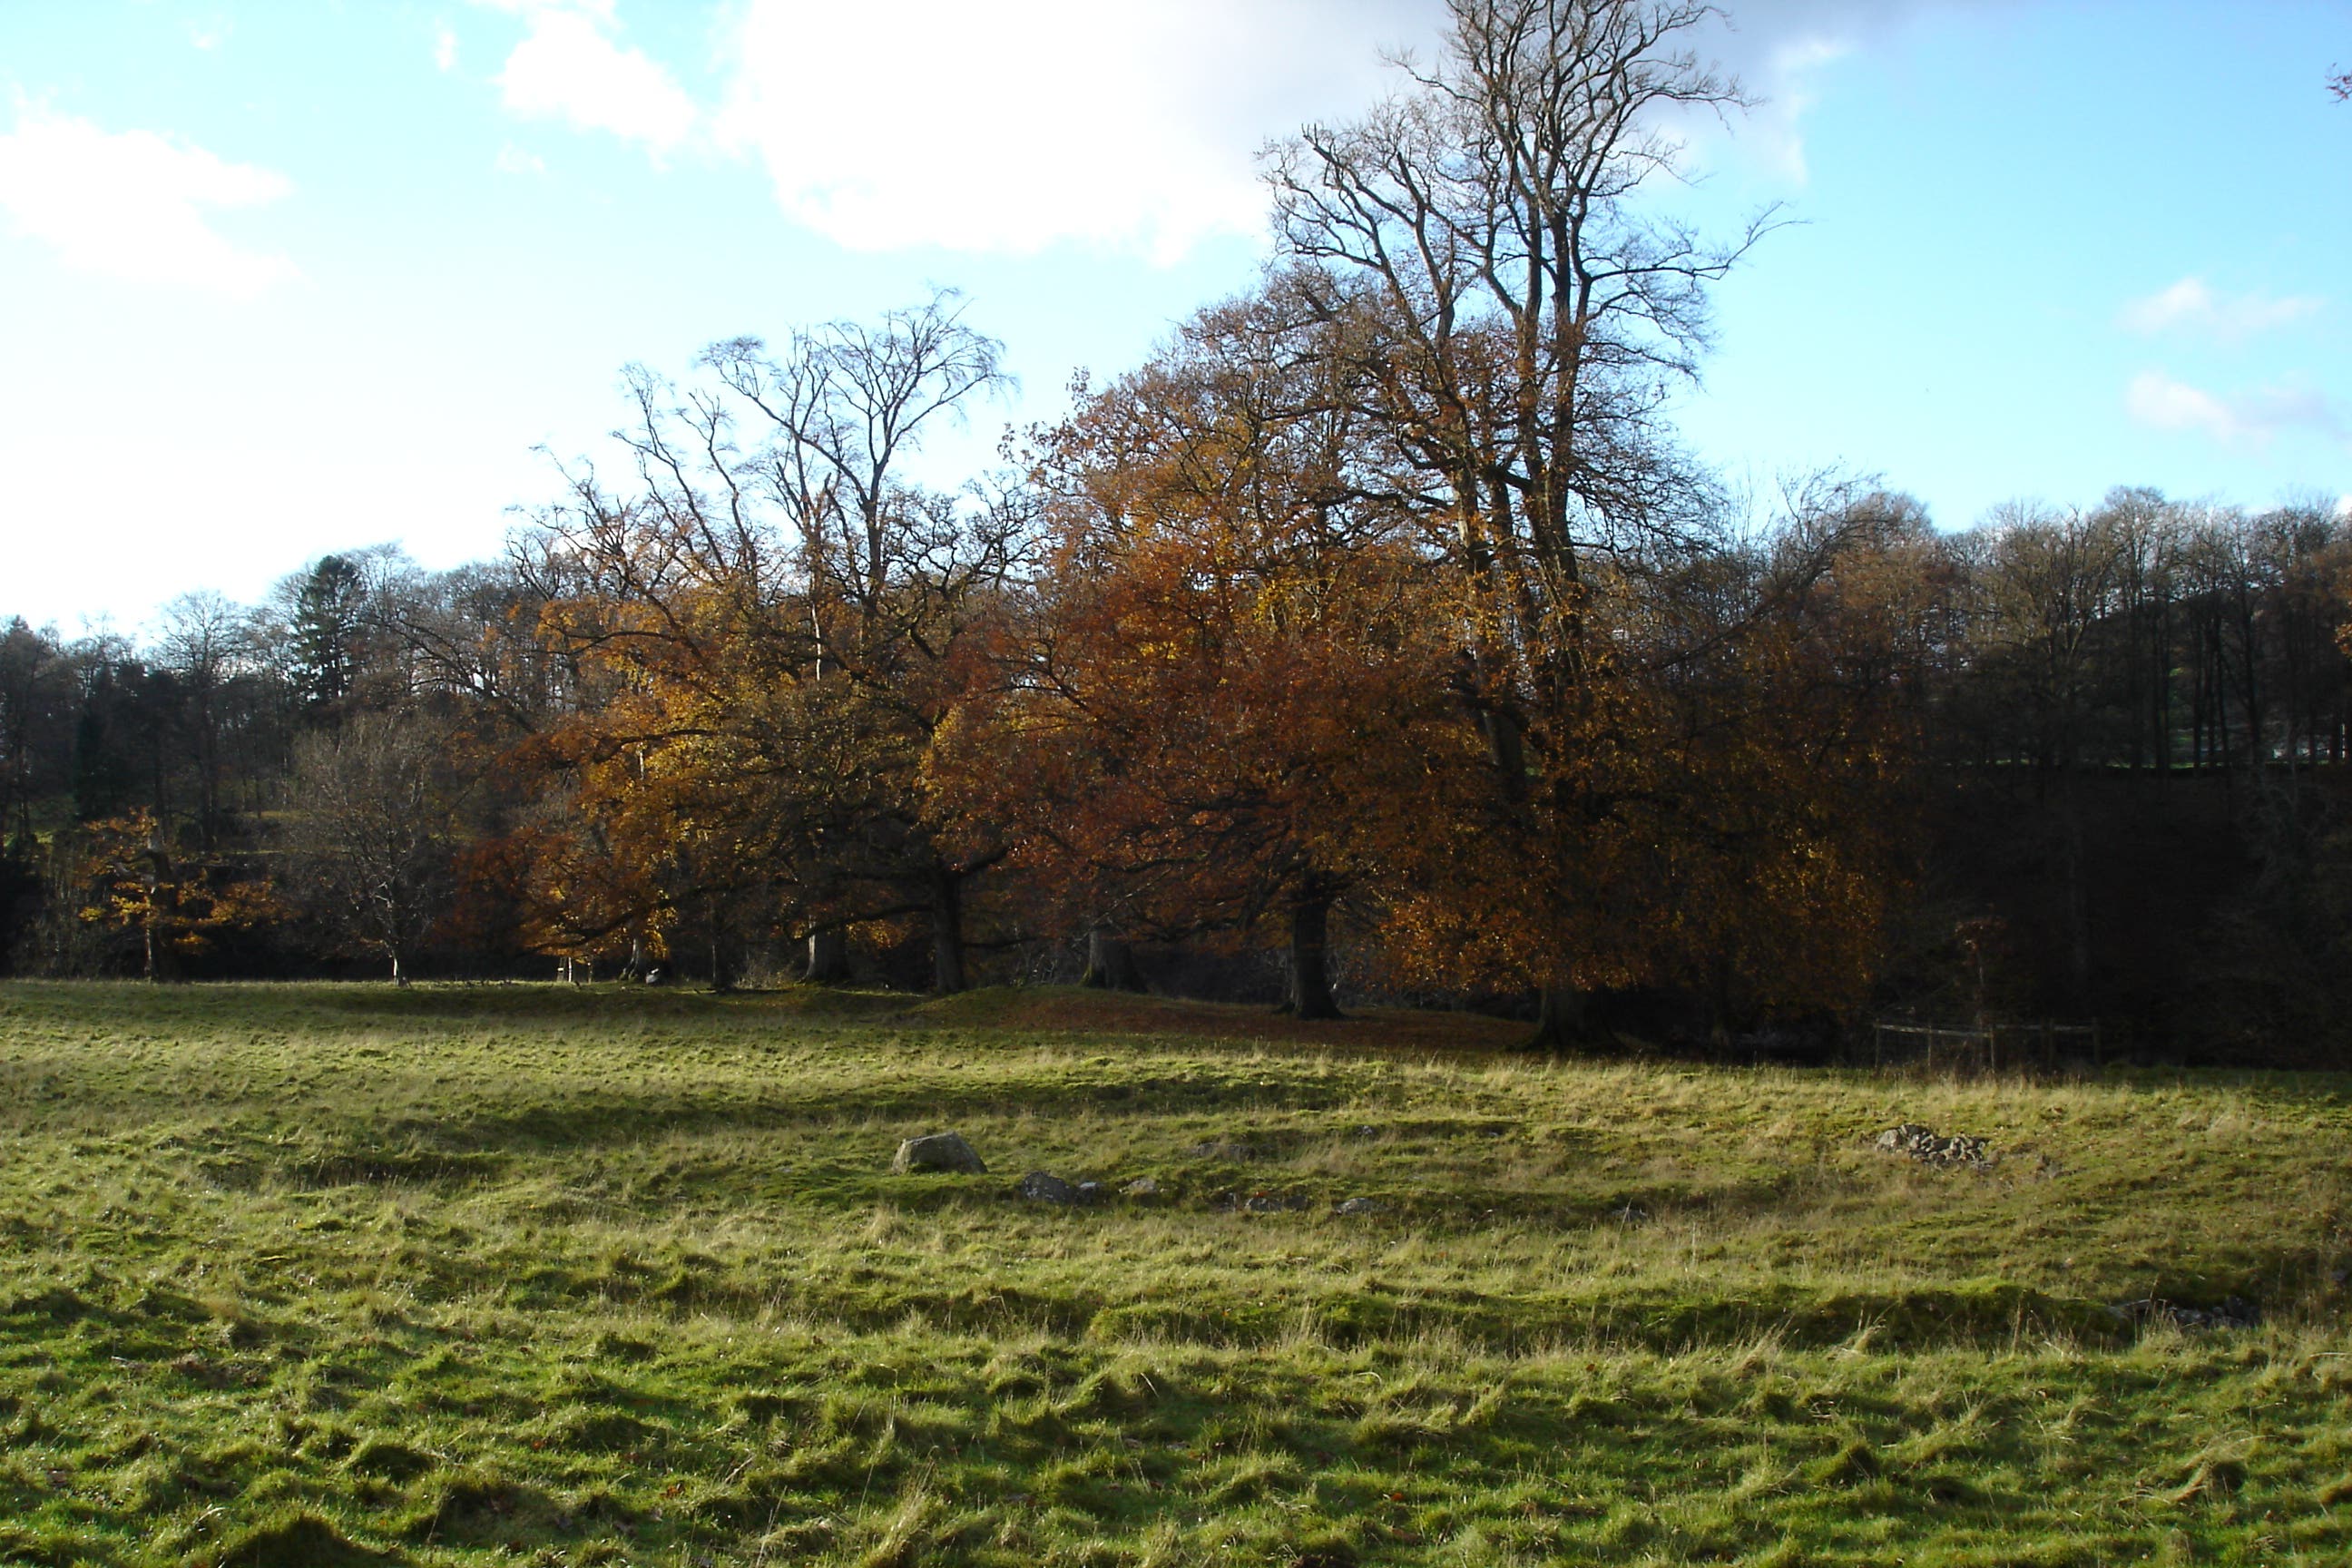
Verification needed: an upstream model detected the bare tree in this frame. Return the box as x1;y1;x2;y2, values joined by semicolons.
702;291;1014;660
1264;0;1772;1043
280;710;464;984
682;294;1020;989
155;591;243;849
522;293;1024;992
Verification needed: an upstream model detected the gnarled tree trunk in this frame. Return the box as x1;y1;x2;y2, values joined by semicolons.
804;927;848;985
1080;925;1146;992
930;866;968;994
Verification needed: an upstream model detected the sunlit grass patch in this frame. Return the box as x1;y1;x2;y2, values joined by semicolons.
0;980;2347;1564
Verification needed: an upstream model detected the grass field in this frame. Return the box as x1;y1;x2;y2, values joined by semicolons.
0;981;2348;1566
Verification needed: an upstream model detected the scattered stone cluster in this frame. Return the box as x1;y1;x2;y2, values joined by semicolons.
1874;1122;1994;1169
2111;1296;2260;1332
1214;1191;1306;1214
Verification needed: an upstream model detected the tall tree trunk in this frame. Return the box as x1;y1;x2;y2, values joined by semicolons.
1080;924;1145;992
930;866;968;995
1482;706;1528;802
1283;894;1344;1020
804;927;848;985
2062;777;2092;1009
706;891;732;994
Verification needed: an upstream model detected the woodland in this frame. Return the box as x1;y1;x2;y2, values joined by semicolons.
4;0;2351;1066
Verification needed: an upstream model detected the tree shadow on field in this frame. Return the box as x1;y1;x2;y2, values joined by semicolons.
362;1073;1371;1159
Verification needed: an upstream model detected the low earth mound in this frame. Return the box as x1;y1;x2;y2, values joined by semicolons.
0;980;2347;1566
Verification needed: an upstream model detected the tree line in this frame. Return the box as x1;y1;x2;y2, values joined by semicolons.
5;0;2347;1063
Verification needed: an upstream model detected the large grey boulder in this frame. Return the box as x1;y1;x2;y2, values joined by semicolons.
893;1132;986;1174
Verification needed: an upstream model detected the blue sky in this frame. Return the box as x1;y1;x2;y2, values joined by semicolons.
1;0;2346;633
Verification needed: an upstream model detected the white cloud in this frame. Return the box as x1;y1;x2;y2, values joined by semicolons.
495;142;546;176
2337;495;2352;523
489;1;697;155
2127;370;2346;450
0;105;297;296
711;0;1425;260
2120;277;2323;343
435;24;460;73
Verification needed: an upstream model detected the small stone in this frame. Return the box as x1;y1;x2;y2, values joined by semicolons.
1121;1177;1161;1199
1075;1181;1105;1204
1017;1171;1077;1204
1333;1197;1382;1215
892;1132;985;1175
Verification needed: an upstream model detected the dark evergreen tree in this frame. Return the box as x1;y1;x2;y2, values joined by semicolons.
290;555;364;710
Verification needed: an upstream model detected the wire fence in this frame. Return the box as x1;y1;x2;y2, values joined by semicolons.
1867;1020;2102;1073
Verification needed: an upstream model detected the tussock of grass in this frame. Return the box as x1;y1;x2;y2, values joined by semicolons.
0;980;2347;1564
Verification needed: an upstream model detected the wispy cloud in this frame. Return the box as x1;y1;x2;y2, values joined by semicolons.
495;142;545;176
484;0;697;156
2119;277;2323;343
1758;37;1853;183
0;104;297;296
434;23;459;74
1680;33;1853;185
2126;370;2345;450
1676;0;2014;187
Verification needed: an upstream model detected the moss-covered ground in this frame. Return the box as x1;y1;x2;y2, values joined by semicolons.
1;980;2348;1565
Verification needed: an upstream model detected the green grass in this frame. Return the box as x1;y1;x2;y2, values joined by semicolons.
0;980;2348;1565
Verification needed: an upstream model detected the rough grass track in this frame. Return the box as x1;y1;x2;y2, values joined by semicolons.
1;980;2348;1565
